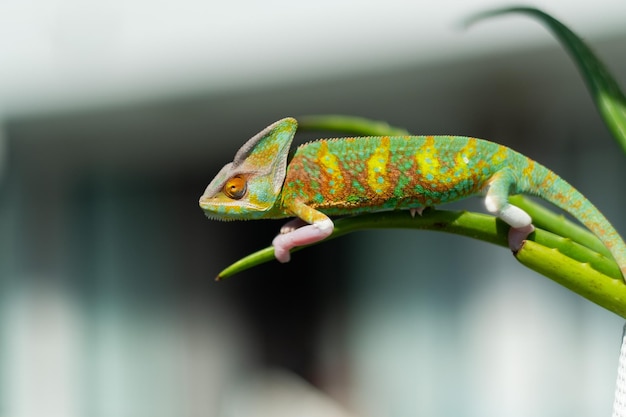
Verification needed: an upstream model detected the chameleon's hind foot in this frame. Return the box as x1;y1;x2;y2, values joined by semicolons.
508;224;535;252
484;181;535;252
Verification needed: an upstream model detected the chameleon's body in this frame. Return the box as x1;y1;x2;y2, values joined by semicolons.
200;118;626;279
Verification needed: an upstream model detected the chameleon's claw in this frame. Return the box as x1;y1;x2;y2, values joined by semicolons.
409;207;427;218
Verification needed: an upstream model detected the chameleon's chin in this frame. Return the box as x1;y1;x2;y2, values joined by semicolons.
199;202;237;221
201;212;238;222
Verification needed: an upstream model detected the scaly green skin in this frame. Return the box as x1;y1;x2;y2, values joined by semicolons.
200;117;626;277
284;135;519;214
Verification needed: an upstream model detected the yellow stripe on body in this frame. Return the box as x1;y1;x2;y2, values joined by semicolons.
454;137;478;168
318;141;345;196
367;137;391;194
414;136;443;185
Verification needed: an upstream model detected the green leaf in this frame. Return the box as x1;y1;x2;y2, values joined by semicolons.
466;6;626;153
298;115;411;136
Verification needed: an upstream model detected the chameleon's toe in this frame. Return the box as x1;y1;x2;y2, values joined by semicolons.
279;218;307;234
272;236;292;263
508;224;535;252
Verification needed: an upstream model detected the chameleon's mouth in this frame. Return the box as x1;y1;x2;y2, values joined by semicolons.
198;195;214;208
199;198;231;219
199;194;267;221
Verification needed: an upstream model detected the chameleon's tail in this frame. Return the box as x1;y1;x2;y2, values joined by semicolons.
521;162;626;279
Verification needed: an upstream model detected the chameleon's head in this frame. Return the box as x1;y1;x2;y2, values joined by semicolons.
199;118;298;221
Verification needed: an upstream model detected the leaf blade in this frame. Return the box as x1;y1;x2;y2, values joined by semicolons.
466;6;626;153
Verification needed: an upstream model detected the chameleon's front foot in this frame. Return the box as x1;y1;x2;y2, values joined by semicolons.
272;219;334;263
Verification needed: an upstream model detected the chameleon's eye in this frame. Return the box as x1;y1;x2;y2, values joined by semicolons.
223;175;247;199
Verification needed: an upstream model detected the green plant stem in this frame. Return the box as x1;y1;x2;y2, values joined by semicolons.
217;209;621;282
509;195;610;258
516;240;626;318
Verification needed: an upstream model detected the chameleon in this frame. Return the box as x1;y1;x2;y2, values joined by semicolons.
199;117;626;280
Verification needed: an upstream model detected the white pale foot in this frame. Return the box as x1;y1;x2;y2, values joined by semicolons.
496;205;534;251
272;219;334;263
508;224;535;252
279;218;308;234
484;199;534;251
496;204;532;228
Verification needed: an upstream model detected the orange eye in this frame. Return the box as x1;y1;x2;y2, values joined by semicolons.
223;175;247;199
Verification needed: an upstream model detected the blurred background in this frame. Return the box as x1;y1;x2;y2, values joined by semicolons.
1;1;626;416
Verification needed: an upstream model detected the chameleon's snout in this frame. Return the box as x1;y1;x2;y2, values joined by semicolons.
199;192;267;221
198;194;212;208
199;197;236;221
